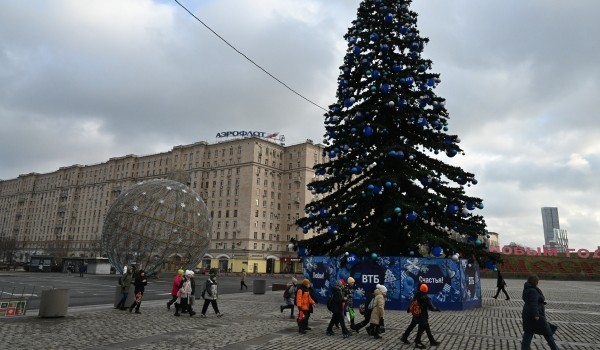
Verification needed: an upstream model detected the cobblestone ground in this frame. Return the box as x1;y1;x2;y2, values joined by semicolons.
1;279;599;350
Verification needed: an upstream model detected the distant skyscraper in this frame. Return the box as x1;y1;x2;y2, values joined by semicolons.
541;207;568;252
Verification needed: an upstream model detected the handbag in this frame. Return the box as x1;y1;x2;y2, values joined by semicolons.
549;322;558;334
297;310;305;322
348;307;356;320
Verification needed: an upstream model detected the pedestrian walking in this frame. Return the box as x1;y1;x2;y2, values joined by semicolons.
167;269;184;310
342;277;356;329
351;287;376;334
200;271;223;318
521;275;560;350
128;269;148;314
240;268;248;290
174;270;196;317
115;267;133;310
493;270;510;300
296;278;316;334
326;280;351;338
79;263;85;277
367;284;387;339
408;283;441;348
280;277;297;318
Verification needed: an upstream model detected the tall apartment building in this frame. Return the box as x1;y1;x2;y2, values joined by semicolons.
0;137;325;273
541;207;568;253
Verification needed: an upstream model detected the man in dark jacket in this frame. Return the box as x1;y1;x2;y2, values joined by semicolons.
326;280;351;338
115;268;133;310
410;283;441;349
493;270;510;300
521;275;559;350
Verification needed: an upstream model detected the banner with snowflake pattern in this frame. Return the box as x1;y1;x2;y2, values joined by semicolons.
303;256;481;310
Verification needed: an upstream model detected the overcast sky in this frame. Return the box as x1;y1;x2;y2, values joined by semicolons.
1;0;599;251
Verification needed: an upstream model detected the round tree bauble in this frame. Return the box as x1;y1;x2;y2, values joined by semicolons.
101;179;211;275
432;246;443;257
371;252;378;260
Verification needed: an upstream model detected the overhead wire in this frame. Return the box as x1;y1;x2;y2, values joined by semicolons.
172;0;328;112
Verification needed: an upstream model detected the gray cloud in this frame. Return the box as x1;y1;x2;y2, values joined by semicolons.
1;0;599;250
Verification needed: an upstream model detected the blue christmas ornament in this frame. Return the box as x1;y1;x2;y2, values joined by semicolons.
485;261;495;270
372;70;381;79
472;179;478;185
475;239;482;246
298;247;307;256
370;32;379;42
344;97;355;107
427;78;435;87
384;13;393;22
432;246;443;257
466;201;476;210
319;208;329;218
363;126;374;137
394;207;401;214
392;64;403;72
347;253;359;266
396;99;407;108
370;85;377;92
477;202;484;209
446;148;457;157
380;83;391;93
328;151;336;159
384;181;392;188
353;46;361;55
367;184;375;191
399;26;408;34
370;252;378;260
418;64;426;72
446;203;459;215
406;211;418;222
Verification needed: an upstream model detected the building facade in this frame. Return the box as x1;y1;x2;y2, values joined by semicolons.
0;137;325;273
541;207;568;253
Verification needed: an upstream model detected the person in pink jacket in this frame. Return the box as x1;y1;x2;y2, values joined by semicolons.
166;269;184;310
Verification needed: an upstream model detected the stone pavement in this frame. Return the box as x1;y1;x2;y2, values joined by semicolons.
1;278;599;350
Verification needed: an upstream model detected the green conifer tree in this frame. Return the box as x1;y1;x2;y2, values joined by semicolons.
295;0;500;266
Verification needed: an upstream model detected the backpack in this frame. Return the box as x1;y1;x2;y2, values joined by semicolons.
327;295;335;312
409;299;422;317
283;285;293;299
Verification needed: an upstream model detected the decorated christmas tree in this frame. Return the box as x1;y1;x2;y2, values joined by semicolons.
295;0;501;267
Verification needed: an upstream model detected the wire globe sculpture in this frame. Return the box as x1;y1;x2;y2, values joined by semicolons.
101;179;211;274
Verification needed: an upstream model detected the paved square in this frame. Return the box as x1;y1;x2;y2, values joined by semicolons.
1;278;599;349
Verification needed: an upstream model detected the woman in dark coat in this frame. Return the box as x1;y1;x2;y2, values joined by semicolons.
521;275;559;350
326;280;351;338
493;270;510;300
128;269;148;314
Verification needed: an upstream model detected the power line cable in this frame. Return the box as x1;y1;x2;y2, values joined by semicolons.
172;0;328;112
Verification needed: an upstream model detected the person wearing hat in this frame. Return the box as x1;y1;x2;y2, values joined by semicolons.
367;283;387;339
280;277;298;318
174;270;196;317
295;278;316;334
404;283;441;348
342;277;356;329
200;271;223;318
167;269;184;310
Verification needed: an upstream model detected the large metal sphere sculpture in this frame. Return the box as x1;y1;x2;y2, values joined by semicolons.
101;179;211;274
